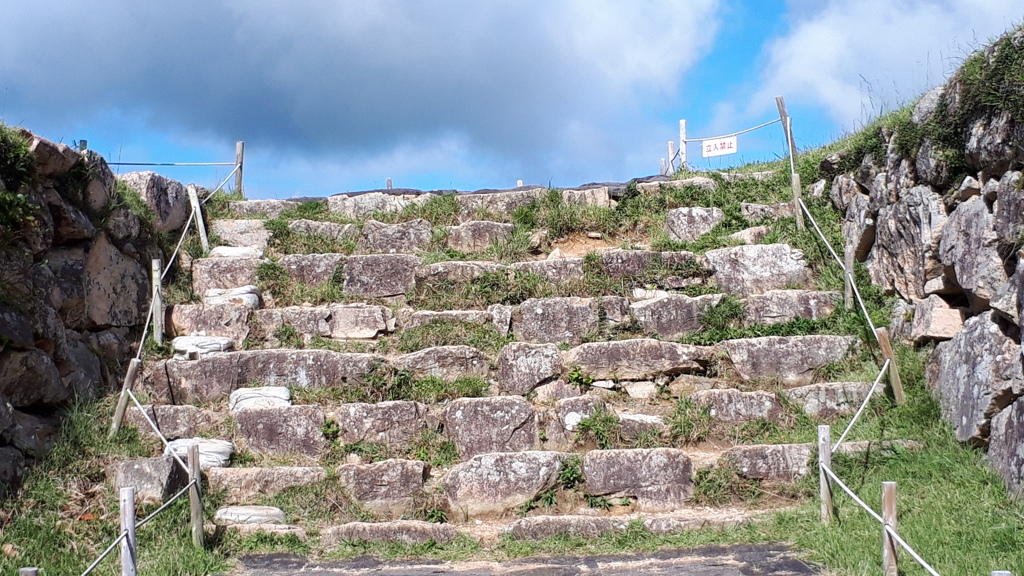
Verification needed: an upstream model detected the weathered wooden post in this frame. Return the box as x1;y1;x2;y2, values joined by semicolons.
234;141;245;198
386;178;393;190
19;568;40;576
151;259;163;345
679;119;687;170
882;481;898;576
109;358;142;439
188;444;206;549
775;96;805;231
818;425;833;523
120;487;137;576
660;158;667;176
186;186;210;253
516;179;523;188
874;327;905;404
667;141;675;173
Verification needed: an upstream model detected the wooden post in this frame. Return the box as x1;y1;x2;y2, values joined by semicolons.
775;96;805;231
991;572;1013;576
818;425;834;523
386;178;393;190
667;141;675;173
843;244;854;309
882;481;898;576
109;358;142;439
660;158;667;176
234;141;245;198
874;327;905;404
19;568;40;576
516;179;523;188
119;487;137;576
186;186;210;253
151;259;163;345
188;444;206;549
679;119;687;170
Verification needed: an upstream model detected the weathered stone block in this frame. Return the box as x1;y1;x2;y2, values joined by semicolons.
337;459;428;517
721;444;811;482
630;294;723;339
343;254;421;297
665;207;724;242
392;345;489;381
690;389;784;423
513;297;598;345
446;221;513;252
235;406;326;458
497;342;562;395
106;456;188;505
443;451;562;519
704;244;811;297
583;448;692;511
560;339;708;380
333;401;428;450
444;396;536;458
206;467;326;505
719;335;858;386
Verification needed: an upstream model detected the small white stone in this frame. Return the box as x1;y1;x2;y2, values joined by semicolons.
624;381;658;399
209;246;264;259
214;506;286;525
590;380;616;389
563;412;584;431
165;438;233;470
172;336;234;357
229;386;292;412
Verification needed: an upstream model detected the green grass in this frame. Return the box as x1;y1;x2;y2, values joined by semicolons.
395;320;511;355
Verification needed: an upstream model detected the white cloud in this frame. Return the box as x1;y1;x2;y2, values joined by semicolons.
748;0;1022;129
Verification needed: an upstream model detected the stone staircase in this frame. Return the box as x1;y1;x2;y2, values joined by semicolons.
106;180;897;549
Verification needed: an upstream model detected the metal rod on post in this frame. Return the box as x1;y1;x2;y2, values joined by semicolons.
151;259;163;345
679;119;687;170
109;358;142;439
882;481;898;576
667;141;675;173
818;425;834;523
234;141;245;198
775;96;804;231
874;327;905;404
187;186;210;253
188;444;206;549
120;487;137;576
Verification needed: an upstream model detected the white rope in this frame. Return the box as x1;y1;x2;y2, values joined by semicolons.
202;165;240;204
160;205;197;281
797;198;880;341
135;478;198;529
79;530;128;576
832;359;890;452
108;162;234;167
821;464;884;524
682;118;782;143
124;389;190;473
885;525;943;576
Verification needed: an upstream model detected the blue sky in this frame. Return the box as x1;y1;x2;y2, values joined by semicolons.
1;1;1020;199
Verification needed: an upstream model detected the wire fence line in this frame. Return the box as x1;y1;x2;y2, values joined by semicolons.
36;148;244;576
796;199;951;575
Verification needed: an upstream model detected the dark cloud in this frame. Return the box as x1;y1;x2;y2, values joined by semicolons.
1;1;720;187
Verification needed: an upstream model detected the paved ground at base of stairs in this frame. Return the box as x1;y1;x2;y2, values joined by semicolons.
232;543;818;575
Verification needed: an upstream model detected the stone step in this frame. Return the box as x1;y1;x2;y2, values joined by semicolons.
187;244;815;304
168;289;842;350
224;186;613;222
141;334;859;408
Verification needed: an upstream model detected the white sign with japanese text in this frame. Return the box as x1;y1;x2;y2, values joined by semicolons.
701;136;737;158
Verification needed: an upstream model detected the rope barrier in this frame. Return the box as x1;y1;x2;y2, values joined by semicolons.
832;359;890;452
797;198;880;342
884;525;943;576
108;162;235;167
136;478;198;529
79;530;128;576
681;118;782;143
124;388;190;473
